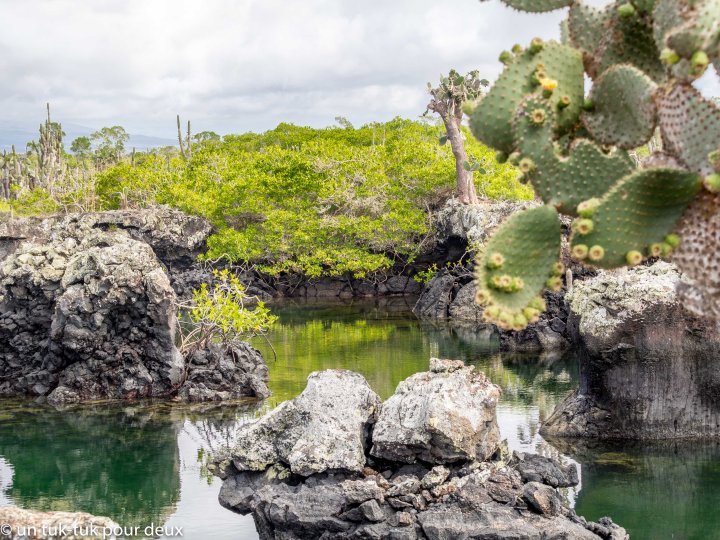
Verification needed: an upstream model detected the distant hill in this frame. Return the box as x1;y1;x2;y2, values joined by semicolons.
0;122;176;153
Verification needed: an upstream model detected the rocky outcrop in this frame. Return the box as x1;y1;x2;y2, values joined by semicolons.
542;261;720;439
0;507;119;539
414;200;574;352
177;341;271;402
434;198;536;248
370;359;501;464
414;271;571;352
214;360;628;540
0;210;269;404
228;370;380;476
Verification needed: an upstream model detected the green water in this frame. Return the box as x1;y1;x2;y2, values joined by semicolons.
1;299;718;539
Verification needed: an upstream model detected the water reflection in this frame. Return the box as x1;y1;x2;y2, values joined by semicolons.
2;299;715;540
551;438;720;540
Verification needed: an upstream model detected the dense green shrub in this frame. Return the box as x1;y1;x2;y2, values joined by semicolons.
153;119;529;277
7;119;531;278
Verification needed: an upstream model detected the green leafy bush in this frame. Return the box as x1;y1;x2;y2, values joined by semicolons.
146;119;529;277
179;269;277;353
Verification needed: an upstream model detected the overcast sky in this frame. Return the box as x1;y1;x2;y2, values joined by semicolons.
1;0;718;138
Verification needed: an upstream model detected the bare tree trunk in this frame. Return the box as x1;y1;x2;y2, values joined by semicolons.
442;112;479;205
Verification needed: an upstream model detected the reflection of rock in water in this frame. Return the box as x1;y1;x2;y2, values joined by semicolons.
0;404;181;529
548;438;720;539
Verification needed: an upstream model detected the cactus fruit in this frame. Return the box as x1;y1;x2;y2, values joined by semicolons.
474;206;561;326
470;0;720;327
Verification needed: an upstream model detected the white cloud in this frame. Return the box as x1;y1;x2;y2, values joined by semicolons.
0;0;716;138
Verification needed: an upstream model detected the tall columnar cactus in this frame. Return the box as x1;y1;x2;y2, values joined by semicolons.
472;0;720;328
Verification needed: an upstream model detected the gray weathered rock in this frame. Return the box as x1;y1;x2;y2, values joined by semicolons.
434;199;537;248
230;370;380;476
0;229;184;403
215;363;628;540
370;358;501;464
218;464;627;540
0;210;268;404
177;341;270;401
512;451;579;488
0;507;120;539
542;261;720;439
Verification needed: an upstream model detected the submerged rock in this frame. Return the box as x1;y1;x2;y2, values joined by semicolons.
542;261;720;439
215;360;628;539
230;370;380;475
0;507;119;539
370;358;501;464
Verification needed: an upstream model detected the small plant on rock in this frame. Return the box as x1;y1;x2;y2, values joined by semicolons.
178;269;277;355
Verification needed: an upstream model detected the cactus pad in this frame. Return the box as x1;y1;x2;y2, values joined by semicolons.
664;0;720;61
570;168;702;268
569;0;665;81
496;0;573;12
470;41;584;154
657;84;720;176
583;64;658;148
475;206;561;317
671;190;720;320
513;95;635;214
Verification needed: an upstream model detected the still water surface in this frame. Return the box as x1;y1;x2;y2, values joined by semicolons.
1;299;719;539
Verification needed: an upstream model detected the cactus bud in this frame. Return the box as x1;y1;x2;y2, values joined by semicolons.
523;307;541;324
530;108;547;125
558;95;571;109
497;311;514;330
617;2;636;18
518;157;536;173
649;243;663;257
487;252;505;269
573;218;594;235
499;51;513;65
497;274;512;289
665;234;680;249
582;99;595;112
691;50;709;75
512;314;529;331
529;296;546;312
572;244;589;260
484;304;500;320
577;198;600;218
546;276;563;292
508;152;521;166
512;277;525;291
475;289;489;306
588;245;605;262
529;38;544;54
660;48;680;65
552;262;565;276
511;44;523;55
626;250;643;266
660;242;673;257
708;149;720;171
704;173;720;193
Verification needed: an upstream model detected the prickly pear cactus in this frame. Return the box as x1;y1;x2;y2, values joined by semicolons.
473;0;720;329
